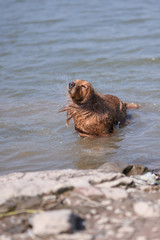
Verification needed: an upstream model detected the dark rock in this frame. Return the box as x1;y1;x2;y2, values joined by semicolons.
99;162;148;176
123;164;148;176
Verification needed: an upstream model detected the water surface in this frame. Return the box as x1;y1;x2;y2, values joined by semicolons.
0;0;160;175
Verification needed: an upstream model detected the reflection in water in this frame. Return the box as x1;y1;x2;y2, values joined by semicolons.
74;134;123;169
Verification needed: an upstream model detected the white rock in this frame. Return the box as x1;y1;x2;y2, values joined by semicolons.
107;230;114;236
114;208;122;214
133;201;160;218
125;211;132;217
136;236;147;240
97;217;109;225
0;235;12;240
57;232;91;240
106;206;113;211
89;172;122;184
101;187;128;200
31;209;76;236
74;186;103;197
118;226;134;234
0;179;72;209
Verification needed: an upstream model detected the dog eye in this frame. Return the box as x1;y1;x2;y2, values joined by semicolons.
81;85;86;88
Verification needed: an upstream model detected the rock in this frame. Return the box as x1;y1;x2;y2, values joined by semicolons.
100;187;128;200
31;209;79;236
98;162;128;173
0;179;73;212
89;172;122;185
96;176;134;188
99;162;148;176
133;201;160;218
74;186;103;198
118;225;134;234
136;236;147;240
123;164;148;176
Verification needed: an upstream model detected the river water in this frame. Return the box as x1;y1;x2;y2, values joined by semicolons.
0;0;160;175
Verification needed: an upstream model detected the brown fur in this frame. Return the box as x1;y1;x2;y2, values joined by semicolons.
61;79;139;137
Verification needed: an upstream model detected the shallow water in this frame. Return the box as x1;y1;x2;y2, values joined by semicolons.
0;0;160;175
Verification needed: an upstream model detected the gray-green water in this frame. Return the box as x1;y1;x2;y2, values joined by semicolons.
0;0;160;175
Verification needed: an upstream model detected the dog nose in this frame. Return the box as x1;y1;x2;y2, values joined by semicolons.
69;82;75;90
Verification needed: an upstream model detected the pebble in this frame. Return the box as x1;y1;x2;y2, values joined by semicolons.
90;209;97;215
106;205;113;211
136;236;147;240
125;211;132;217
85;214;91;219
101;199;112;206
107;230;114;236
152;227;158;232
114;208;122;215
74;186;103;198
97;217;109;225
31;209;76;236
118;226;134;234
116;232;124;238
133;201;159;218
101;187;128;200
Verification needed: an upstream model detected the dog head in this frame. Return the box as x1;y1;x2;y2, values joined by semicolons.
67;79;94;104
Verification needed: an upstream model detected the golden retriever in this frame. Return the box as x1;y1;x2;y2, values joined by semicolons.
61;79;139;137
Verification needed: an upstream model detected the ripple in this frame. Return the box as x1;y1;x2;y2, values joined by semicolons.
22;18;64;25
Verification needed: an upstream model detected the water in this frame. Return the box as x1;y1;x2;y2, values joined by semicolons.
0;0;160;175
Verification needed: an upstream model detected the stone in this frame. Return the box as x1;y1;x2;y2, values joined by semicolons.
98;161;128;173
31;209;78;236
0;236;12;240
57;232;91;240
123;164;148;176
99;162;148;176
97;217;109;225
114;208;122;214
107;230;114;236
96;176;134;188
106;206;113;211
133;201;160;218
74;186;103;198
136;236;147;240
118;226;134;234
125;211;132;217
101;187;128;200
89;172;122;185
0;179;73;212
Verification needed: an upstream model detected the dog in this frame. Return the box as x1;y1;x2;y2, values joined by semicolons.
61;79;139;137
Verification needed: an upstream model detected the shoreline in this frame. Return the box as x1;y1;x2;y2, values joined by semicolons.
0;164;159;240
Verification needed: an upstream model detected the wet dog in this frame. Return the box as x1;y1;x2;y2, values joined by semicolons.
61;79;139;137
